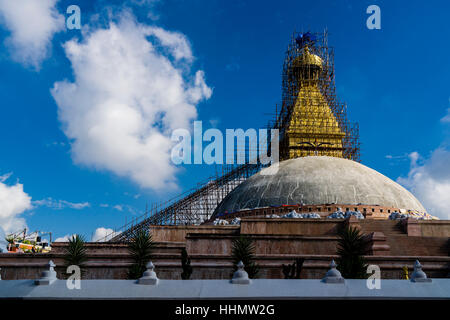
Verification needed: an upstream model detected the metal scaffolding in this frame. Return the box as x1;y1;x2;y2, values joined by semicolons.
273;30;360;161
104;163;262;242
100;30;360;242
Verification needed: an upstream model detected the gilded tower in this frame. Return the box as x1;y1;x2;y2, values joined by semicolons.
276;32;360;161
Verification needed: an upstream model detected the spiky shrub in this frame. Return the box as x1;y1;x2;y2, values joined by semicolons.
127;229;154;279
181;248;193;280
282;258;304;279
63;234;88;279
231;235;259;279
336;226;370;279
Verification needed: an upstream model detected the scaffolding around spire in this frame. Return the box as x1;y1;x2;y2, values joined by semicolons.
273;30;360;161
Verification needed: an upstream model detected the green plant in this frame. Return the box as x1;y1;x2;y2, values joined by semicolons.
282;258;304;279
5;236;14;244
181;248;193;280
231;235;259;279
127;229;154;279
336;226;370;279
63;234;88;279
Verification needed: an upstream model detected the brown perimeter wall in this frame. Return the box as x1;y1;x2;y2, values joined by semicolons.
0;218;449;280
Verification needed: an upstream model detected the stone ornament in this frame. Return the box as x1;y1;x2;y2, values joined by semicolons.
410;260;432;283
35;260;57;285
321;260;345;284
138;261;159;285
231;261;252;285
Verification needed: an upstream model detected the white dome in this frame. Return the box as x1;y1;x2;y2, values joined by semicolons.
213;156;426;215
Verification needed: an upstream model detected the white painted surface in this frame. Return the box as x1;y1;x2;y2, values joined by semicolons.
0;279;449;299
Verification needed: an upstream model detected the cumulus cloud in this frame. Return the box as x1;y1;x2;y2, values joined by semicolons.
51;14;211;190
0;174;32;246
54;233;76;242
0;0;65;69
32;197;90;210
398;149;450;219
91;227;120;242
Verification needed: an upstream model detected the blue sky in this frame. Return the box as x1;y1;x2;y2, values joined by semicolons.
0;0;449;243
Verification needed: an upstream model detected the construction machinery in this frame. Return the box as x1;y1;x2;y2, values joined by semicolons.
5;229;52;253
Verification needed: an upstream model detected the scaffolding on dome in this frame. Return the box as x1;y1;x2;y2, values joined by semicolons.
100;30;360;242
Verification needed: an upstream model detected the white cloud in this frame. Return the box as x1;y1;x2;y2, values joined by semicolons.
45;141;66;148
130;0;159;5
32;197;90;210
128;0;161;20
384;154;411;164
0;172;12;182
0;0;65;69
441;108;450;123
99;203;138;214
0;174;32;241
54;233;76;242
113;205;123;211
91;227;120;242
408;151;419;167
398;148;450;219
51;14;211;190
147;26;193;61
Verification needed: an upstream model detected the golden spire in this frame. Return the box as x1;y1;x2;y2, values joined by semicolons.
293;45;323;69
283;45;346;160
